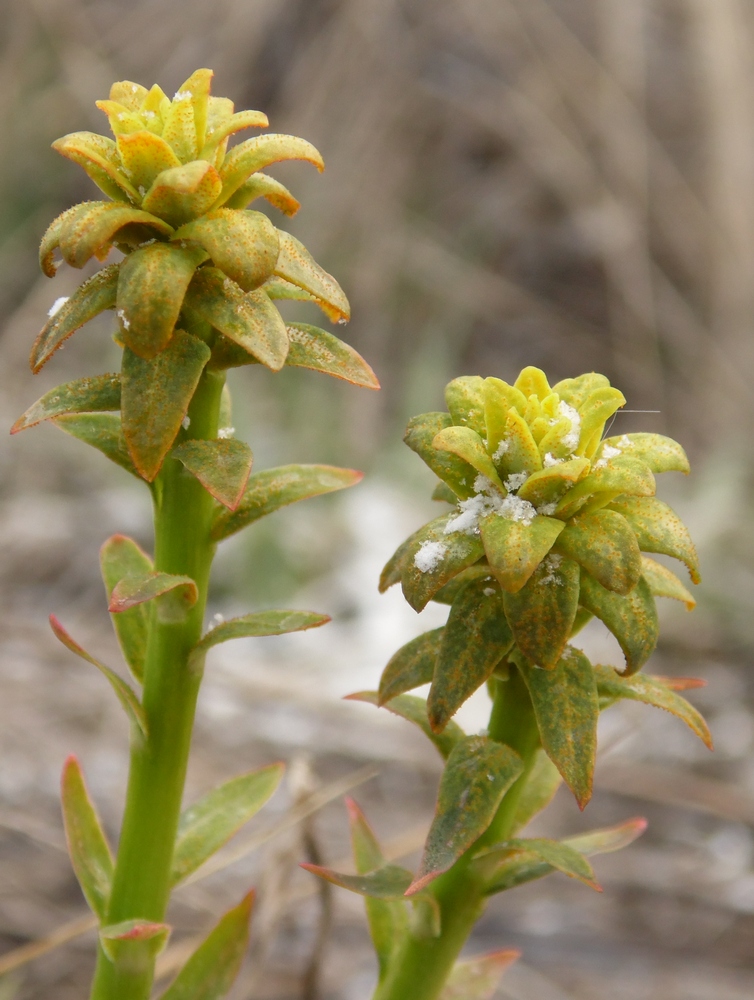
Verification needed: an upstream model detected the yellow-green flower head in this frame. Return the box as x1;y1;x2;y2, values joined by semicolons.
381;367;699;675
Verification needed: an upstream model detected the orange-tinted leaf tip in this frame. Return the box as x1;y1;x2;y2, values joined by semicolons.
299;862;330;879
404;872;436;897
344;796;364;823
655;676;707;691
480;949;521;971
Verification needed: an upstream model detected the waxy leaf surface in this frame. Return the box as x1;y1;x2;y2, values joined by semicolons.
199;109;269;161
174;208;279;292
503;556;580;668
100;919;170;968
480;513;564;594
439;951;520;1000
608;496;700;583
554;457;655;519
599;432;689;474
301;862;413;899
217;133;323;205
109;571;198;624
555;509;641;595
274;230;350;322
484;838;600;890
100;534;153;683
378;628;443;704
121;329;210;481
407;736;523;894
191;610;330;663
61;756;114;921
516;458;590;508
142;161;223;228
403;412;475;499
640;556;696;609
285;323;379;388
579;572;658;674
444;376;486;436
173;438;253;510
224;173;300;215
508;749;562;835
12;374;120;433
54;413;139;478
116;130;181;191
172;764;284;884
432;426;504;489
58;201;173;269
346;692;464;760
53;131;138;203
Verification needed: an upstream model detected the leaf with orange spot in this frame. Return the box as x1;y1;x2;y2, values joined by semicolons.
57;201;173;269
142;161;222;227
480;513;564;594
274;230;350;323
109;571;197;624
174;208;279;292
640;556;696;609
161;92;198;162
440;951;520;1000
579;572;658;675
503;555;580;669
52;132;138;203
378;628;443;704
100;534;153;683
116;130;182;192
60;755;114;921
216;133;323;206
224;173;300;215
12;374;120;432
199;109;269;161
172;439;253;510
54;413;140;479
95;100;146;136
346;692;465;761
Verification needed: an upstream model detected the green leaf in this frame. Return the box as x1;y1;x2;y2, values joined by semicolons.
385;513;485;612
496;408;542;477
11;374;120;433
100;920;170;970
407;736;523;894
199;108;270;160
116;242;208;358
593;665;713;749
301;861;413;899
108;571;198;624
378;628;443;704
115;130;182;191
508;749;562;835
60;755;114;921
573;387;626;455
172;439;253;511
54;413;140;479
431;481;459;505
285;323;379;388
161;95;198;163
345;692;465;760
52;131;139;203
432;426;504;490
518;648;598;808
171;764;284;885
483;377;527;457
444;376;487;436
217;133;324;207
554;457;655;519
607;496;700;584
190;610;330;665
429;580;513;732
431;566;496;604
30;264;119;372
346;797;385;873
439;951;520;1000
598;432;690;474
503;555;580;669
579;572;659;674
496;838;600;889
222;172;300;215
480;513;564;594
640;555;696;609
554;509;642;595
211;464;362;541
183;267;289;372
404;412;476;499
121;329;211;481
516;458;590;508
49;615;147;738
159;892;253;1000
58;201;173;270
100;535;153;683
274;230;350;323
174;209;279;292
142;161;223;228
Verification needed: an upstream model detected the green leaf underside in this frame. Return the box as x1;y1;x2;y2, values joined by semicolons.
432;426;504;490
116;242;208;358
594;665;712;748
553;457;656;520
31;264;119;372
600;432;689;474
519;649;598;808
481;514;564;594
408;736;523;894
607;496;700;584
429;580;513;733
54;413;140;478
345;692;465;760
432;566;497;604
378;628;443;704
99;919;170;967
159;892;253;1000
49;615;147;737
12;374;121;433
482;817;647;896
61;756;114;921
579;572;658;674
285;323;379;387
109;571;198;625
224;172;300;215
483;838;600;890
503;556;580;669
211;464;362;541
172;438;253;510
100;535;153;683
174;209;280;292
640;556;696;609
121;330;211;481
432;481;459;505
555;509;641;595
184;266;289;371
403;412;476;499
301;862;413;899
59;202;173;270
439;951;520;1000
172;764;284;885
274;230;350;322
508;749;562;835
445;376;486;436
191;610;330;661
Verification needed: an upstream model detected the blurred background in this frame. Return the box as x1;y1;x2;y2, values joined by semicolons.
1;0;754;997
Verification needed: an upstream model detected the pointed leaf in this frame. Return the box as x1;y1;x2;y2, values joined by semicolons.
172;439;253;510
52;131;139;202
518;648;598;808
302;861;413;899
97;99;151;136
116;130;182;191
58;201;173;269
554;457;655;519
432;480;459;505
274;230;350;322
599;432;690;474
121;329;211;481
503;838;600;889
444;376;487;436
440;951;520;1000
100;535;153;683
516;458;590;509
224;172;300;215
49;615;147;737
161;93;198;162
100;920;170;968
573;387;626;455
217;133;324;206
404;412;476;499
211;464;362;541
172;764;284;885
175;67;214;149
640;555;696;609
183;267;288;370
566;817;648;855
30;264;119;372
200;109;269;161
555;509;642;595
508;749;562;835
109;571;197;623
503;555;580;669
284;323;379;388
142;161;223;228
174;208;279;292
54;412;140;478
61;756;114;921
109;79;149;110
407;737;523;894
579;572;659;674
483;377;527;457
432;426;504;489
496;408;542;477
429;580;513;732
191;610;330;665
480;512;564;594
378;628;443;704
594;665;712;749
12;374;120;433
40;203;88;276
608;496;700;583
346;798;385;873
346;692;465;760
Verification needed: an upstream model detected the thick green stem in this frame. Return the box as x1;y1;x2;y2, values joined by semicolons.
371;666;539;1000
90;369;225;1000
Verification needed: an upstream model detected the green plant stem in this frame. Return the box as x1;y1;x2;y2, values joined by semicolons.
90;368;225;1000
372;666;539;1000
